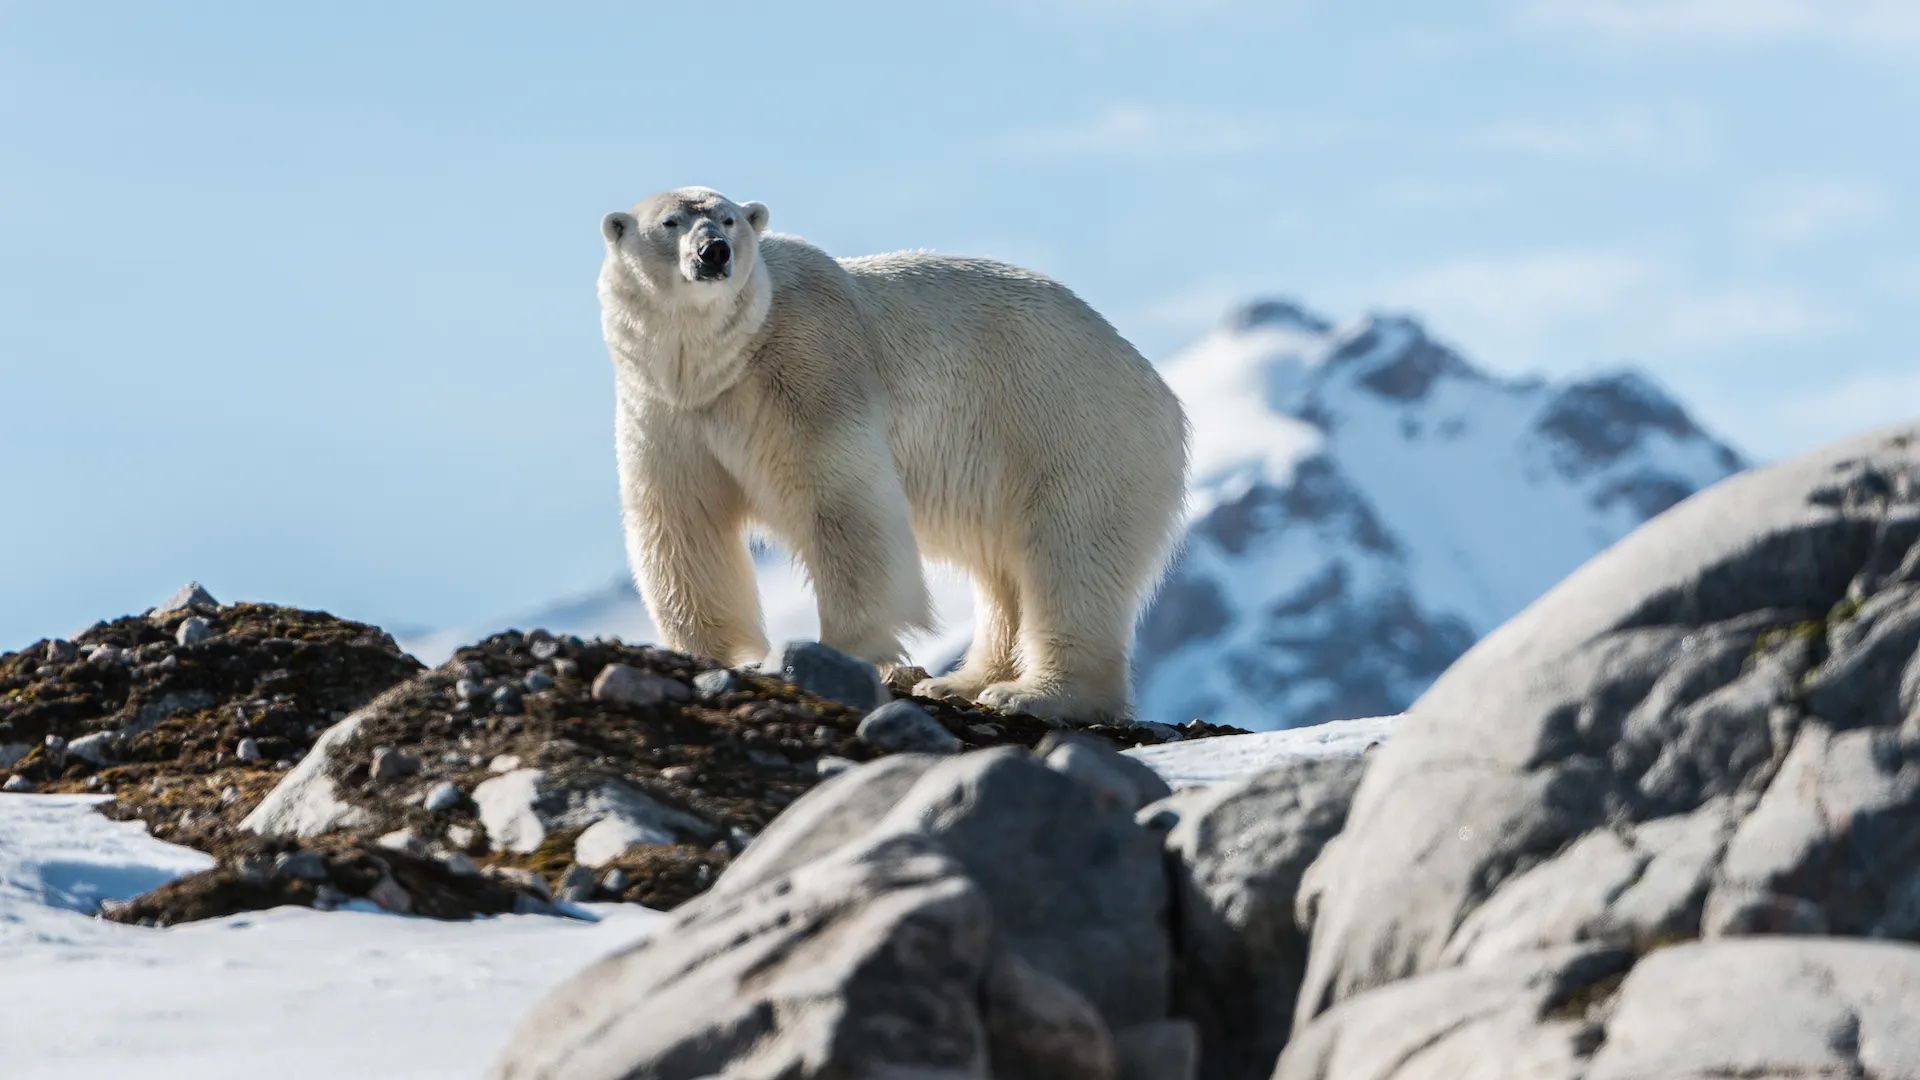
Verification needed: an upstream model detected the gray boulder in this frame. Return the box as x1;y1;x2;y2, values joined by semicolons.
720;745;1171;1028
1284;422;1920;1073
766;639;889;712
494;836;996;1079
1164;756;1365;1080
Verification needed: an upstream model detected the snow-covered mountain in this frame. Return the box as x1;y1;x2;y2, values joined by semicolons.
407;300;1744;731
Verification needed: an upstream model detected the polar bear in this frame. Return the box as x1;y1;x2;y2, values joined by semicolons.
599;187;1187;721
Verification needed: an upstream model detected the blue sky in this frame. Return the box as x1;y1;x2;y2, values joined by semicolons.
3;0;1917;648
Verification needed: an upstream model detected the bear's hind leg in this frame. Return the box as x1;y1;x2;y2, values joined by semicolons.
914;568;1021;701
976;538;1138;722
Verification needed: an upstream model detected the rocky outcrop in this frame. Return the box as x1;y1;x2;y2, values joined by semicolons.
495;735;1348;1079
2;599;1243;925
1283;422;1920;1075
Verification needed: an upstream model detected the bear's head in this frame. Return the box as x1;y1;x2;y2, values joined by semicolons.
602;187;770;305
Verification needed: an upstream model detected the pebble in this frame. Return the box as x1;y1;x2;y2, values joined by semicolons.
856;701;961;754
491;684;524;714
693;668;741;700
814;756;858;779
235;737;262;762
522;670;554;693
530;638;561;661
746;748;791;771
969;723;1002;739
44;639;77;663
370;745;422;782
423;780;463;813
378;829;428;856
42;734;69;765
455;678;485;702
600;868;631;894
85;644;126;666
659;764;697;783
175;616;215;646
556;865;597;903
446;824;477;849
68;731;119;766
728;826;755;853
156;654;179;671
273;850;329;883
3;775;38;793
219;785;239;806
591;664;690;708
312;883;349;911
552;658;580;679
488;754;523;774
367;875;413;914
442;852;480;877
490;866;552;901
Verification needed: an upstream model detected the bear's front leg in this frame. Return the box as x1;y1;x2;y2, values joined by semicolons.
619;422;769;667
790;427;932;667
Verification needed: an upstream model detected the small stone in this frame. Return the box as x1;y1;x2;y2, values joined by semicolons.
442;852;480;877
491;685;524;714
68;731;118;766
220;785;239;806
693;669;741;700
814;756;858;778
423;780;463;813
175;616;215;646
155;654;179;671
273;850;329;883
530;638;561;661
42;734;69;765
490;866;552;901
556;865;597;903
488;754;523;774
234;854;274;887
883;664;932;697
312;883;349;911
4;775;38;793
44;639;77;663
552;657;580;679
235;737;262;762
857;701;961;754
447;823;478;849
765;641;888;712
378;829;428;855
367;874;413;914
85;644;125;666
455;678;485;702
155;582;218;615
728;825;754;853
592;664;690;708
370;746;421;782
746;748;791;771
523;670;554;693
600;868;631;893
659;764;697;783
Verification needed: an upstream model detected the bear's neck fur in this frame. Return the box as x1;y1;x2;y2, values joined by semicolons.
601;252;772;410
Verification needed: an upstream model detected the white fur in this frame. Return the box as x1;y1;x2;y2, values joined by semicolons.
600;187;1188;720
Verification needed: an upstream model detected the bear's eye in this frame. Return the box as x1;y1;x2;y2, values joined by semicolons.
724;217;736;227
660;218;680;229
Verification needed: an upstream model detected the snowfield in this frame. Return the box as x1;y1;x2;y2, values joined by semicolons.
0;727;1369;1077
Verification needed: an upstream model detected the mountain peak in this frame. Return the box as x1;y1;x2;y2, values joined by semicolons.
1229;298;1333;334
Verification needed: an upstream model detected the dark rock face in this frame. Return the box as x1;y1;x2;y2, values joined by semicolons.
1535;372;1700;468
1284;422;1920;1075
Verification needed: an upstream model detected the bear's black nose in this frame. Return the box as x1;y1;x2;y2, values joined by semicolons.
698;237;731;268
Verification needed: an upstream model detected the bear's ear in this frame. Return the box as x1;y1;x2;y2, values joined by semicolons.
743;201;769;234
601;211;636;243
